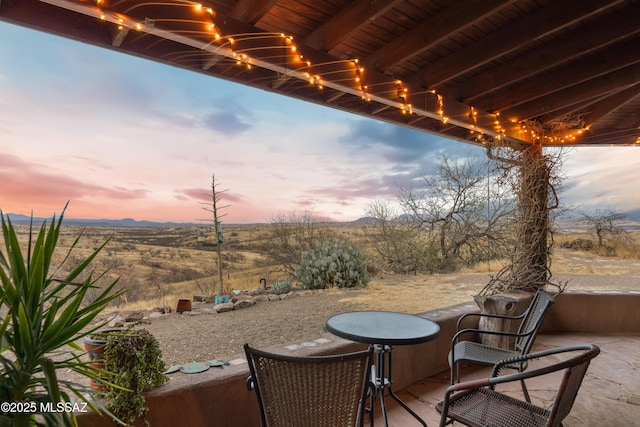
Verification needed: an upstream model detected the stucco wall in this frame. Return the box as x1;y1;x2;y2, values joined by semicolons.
77;291;639;427
542;290;640;333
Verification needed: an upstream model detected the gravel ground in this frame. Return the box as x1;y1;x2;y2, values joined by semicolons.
59;249;640;385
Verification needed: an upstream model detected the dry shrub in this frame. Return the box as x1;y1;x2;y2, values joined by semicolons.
596;240;640;259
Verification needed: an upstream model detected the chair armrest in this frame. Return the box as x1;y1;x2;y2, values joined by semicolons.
451;344;597;391
456;310;527;331
441;344;599;427
490;344;599;378
439;365;549;427
451;326;534;346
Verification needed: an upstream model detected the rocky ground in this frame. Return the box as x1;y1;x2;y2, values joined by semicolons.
104;274;640;368
61;248;640;385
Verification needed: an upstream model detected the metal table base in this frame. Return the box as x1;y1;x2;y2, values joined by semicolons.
326;311;440;427
365;344;427;427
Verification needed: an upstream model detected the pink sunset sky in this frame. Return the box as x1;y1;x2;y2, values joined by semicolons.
1;23;638;224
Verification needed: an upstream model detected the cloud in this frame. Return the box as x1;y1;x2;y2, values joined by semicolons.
339;119;478;163
560;147;640;213
4;25;637;224
196;94;254;136
203;110;252;136
308;174;406;203
327;119;488;203
0;154;149;210
177;187;246;204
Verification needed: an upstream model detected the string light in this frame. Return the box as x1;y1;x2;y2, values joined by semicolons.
86;0;519;143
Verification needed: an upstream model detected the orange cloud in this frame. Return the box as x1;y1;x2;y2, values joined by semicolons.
0;153;149;215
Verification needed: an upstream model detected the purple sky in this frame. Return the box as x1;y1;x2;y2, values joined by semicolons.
1;23;638;223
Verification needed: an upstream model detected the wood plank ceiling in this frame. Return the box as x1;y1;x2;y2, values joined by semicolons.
2;0;639;148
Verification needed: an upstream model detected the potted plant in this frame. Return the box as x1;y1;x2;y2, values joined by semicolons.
0;204;125;427
83;328;126;392
86;328;167;426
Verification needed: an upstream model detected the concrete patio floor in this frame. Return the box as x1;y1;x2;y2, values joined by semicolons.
371;332;640;427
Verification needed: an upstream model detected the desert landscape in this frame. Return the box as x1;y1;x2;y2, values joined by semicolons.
8;219;637;370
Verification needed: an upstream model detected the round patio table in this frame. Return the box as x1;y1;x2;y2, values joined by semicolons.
326;311;440;427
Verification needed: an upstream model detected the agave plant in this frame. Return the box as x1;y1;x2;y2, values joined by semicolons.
0;205;125;427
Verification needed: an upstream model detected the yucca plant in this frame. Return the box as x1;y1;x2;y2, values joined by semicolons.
0;205;125;427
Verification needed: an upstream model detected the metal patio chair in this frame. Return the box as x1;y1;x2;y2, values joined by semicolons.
437;344;600;427
244;343;373;427
449;288;555;402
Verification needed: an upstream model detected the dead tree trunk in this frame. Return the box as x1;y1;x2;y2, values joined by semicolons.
201;173;229;296
512;144;549;292
475;293;534;348
481;142;559;296
477;141;562;348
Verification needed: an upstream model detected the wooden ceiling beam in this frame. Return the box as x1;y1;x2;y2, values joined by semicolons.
110;25;129;47
230;0;279;25
202;53;224;70
537;97;608;126
0;0;113;44
304;0;398;53
537;92;630;129
476;36;640;111
417;0;623;88
362;0;515;74
458;3;640;102
568;128;640;146
502;63;640;121
582;83;640;128
615;111;640;129
5;0;637;147
270;73;293;89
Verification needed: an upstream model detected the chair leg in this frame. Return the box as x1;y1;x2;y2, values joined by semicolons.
520;379;531;403
450;364;455;385
368;365;376;427
368;389;375;427
451;362;461;384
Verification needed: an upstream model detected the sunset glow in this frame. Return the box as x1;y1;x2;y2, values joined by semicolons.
0;24;638;223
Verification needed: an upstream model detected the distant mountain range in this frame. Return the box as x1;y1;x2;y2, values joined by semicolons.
3;213;193;227
625;209;640;221
3;209;640;227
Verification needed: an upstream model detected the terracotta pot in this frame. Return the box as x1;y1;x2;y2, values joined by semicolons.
176;298;192;313
83;328;125;392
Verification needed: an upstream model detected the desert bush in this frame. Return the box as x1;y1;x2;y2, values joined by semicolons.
223;252;246;263
592;239;640;259
272;280;293;295
295;238;369;289
260;210;335;277
612;239;640;259
581;209;629;247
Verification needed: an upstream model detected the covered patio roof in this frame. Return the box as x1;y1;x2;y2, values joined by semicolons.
2;0;639;148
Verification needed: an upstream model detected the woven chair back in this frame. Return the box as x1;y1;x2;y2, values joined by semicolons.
548;345;600;426
245;344;372;427
515;289;555;353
